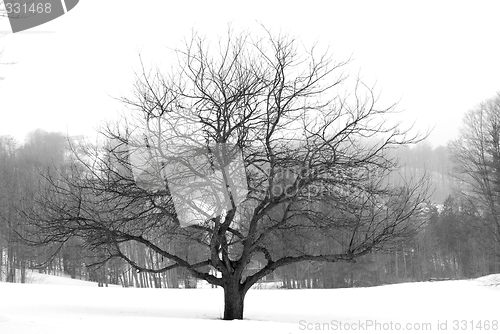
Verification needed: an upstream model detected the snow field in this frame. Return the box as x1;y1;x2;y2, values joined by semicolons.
0;272;498;333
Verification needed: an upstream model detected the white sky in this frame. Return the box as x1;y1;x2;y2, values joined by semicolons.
1;0;500;147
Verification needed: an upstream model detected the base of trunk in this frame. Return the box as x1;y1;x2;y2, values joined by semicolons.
223;282;245;320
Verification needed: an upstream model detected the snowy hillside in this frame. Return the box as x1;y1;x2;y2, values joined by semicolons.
475;274;500;286
25;271;121;287
0;274;498;333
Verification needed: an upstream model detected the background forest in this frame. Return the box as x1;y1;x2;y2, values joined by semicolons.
1;131;496;289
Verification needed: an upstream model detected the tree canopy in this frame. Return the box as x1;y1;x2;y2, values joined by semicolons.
22;28;429;320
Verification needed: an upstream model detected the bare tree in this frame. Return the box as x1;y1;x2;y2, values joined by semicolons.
449;93;500;269
23;28;429;320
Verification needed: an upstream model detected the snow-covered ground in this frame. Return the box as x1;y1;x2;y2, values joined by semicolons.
24;271;121;287
0;273;499;334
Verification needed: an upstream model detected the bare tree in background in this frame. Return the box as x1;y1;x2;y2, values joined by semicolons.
22;28;429;320
450;93;500;270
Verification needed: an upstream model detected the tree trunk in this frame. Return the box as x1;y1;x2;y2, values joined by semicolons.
223;281;245;320
7;243;15;283
20;259;26;283
395;250;399;281
0;247;3;282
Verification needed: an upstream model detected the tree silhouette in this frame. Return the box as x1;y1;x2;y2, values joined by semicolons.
450;93;500;269
22;28;430;320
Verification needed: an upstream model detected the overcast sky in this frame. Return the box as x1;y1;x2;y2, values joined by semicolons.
1;0;500;147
